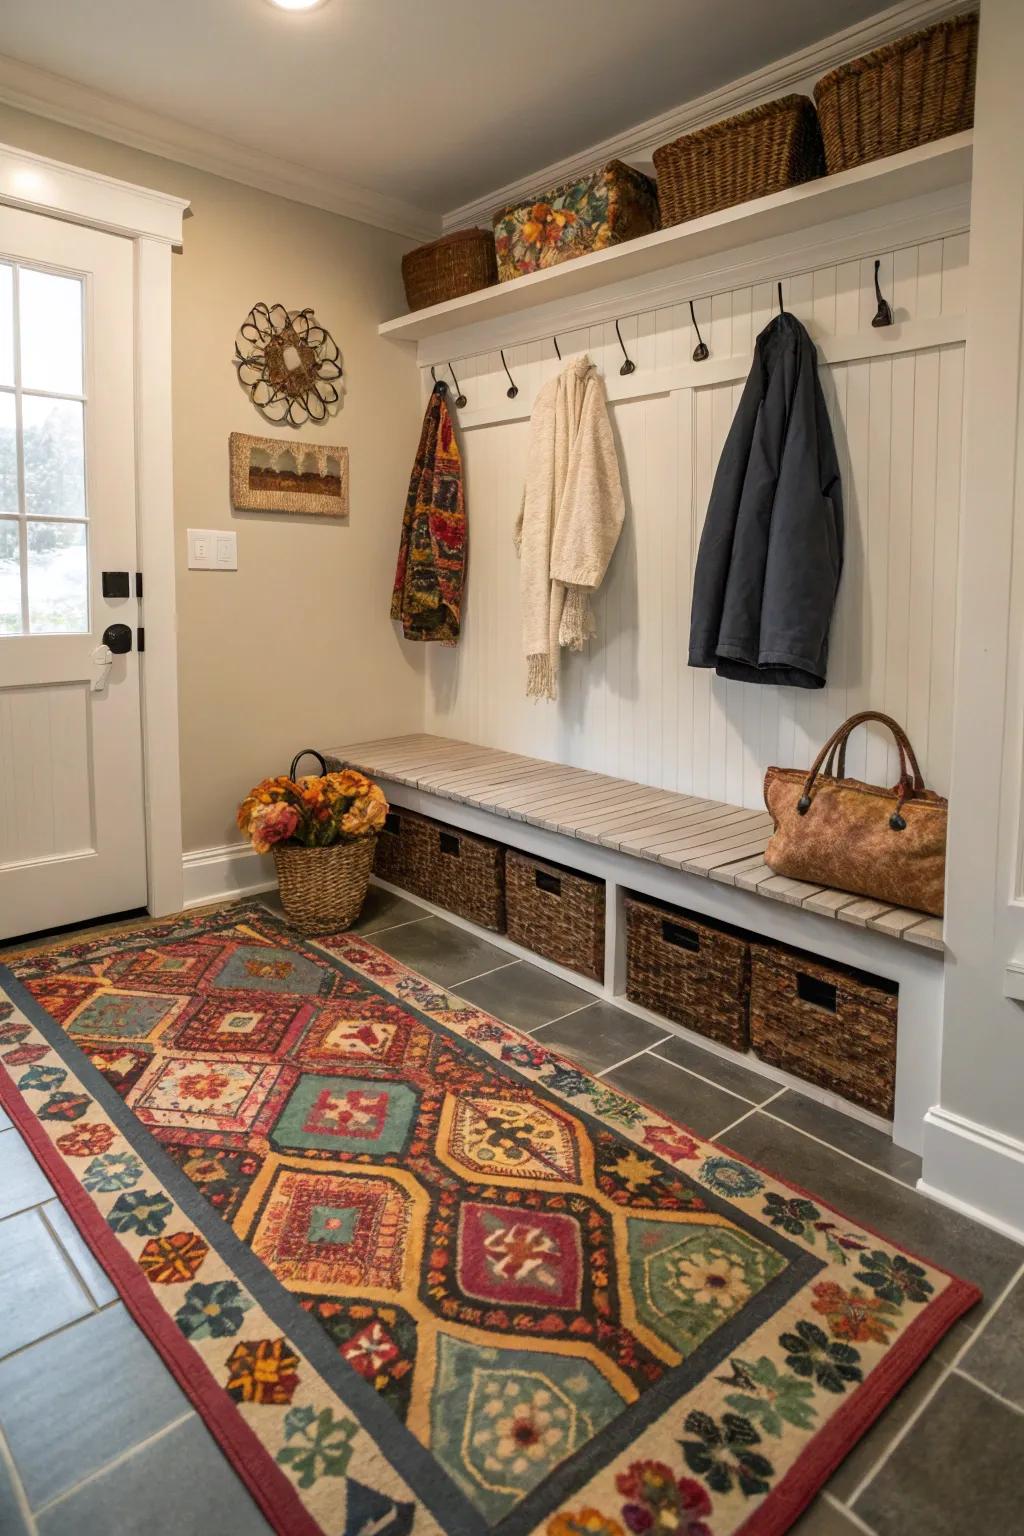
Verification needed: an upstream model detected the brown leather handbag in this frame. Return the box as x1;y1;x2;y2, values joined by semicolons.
763;711;947;917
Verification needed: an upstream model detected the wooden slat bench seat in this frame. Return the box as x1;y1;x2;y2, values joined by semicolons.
328;734;944;952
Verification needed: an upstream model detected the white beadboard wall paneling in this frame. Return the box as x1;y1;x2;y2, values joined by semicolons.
423;234;967;810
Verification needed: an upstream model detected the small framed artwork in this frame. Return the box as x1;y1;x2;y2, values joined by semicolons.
229;432;349;517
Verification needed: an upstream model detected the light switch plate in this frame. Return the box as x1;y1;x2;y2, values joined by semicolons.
188;528;237;570
215;533;238;570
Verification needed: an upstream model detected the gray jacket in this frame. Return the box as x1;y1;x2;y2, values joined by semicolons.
688;312;843;689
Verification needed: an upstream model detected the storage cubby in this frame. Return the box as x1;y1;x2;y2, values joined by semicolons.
624;892;752;1050
749;941;898;1116
373;806;506;931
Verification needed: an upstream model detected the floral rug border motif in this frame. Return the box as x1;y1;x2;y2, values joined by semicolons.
0;903;978;1536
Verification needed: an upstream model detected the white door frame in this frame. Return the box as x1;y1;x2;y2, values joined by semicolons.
0;140;189;918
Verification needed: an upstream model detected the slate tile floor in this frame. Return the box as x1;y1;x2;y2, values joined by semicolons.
0;893;1021;1535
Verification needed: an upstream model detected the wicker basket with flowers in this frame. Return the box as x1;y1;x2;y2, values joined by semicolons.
237;750;388;932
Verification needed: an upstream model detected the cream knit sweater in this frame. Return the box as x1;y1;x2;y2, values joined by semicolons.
514;355;625;699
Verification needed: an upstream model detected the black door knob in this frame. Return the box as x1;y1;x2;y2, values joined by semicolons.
102;623;133;655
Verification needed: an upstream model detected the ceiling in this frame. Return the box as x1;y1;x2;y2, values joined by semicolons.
1;0;893;228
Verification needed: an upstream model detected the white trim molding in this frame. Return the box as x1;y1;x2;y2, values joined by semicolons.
0;138;188;243
443;0;975;232
920;1106;1024;1244
182;843;276;910
0;51;439;243
134;235;184;917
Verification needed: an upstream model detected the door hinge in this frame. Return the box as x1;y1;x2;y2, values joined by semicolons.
135;571;143;599
137;627;145;652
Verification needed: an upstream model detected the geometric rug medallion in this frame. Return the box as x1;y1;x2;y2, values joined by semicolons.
0;902;979;1536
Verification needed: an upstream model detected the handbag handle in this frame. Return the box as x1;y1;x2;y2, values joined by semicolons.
822;726;913;786
798;712;925;830
289;748;328;781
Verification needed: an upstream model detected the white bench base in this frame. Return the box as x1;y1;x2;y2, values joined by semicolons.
344;768;943;1159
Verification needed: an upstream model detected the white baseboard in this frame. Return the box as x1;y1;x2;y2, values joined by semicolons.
181;842;276;909
920;1105;1024;1245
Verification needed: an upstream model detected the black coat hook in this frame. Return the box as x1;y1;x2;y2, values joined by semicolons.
689;300;709;362
500;348;518;400
777;282;786;316
553;335;561;361
448;363;467;408
615;318;636;376
871;258;894;328
430;365;448;396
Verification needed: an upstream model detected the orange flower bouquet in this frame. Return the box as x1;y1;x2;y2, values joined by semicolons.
238;755;389;932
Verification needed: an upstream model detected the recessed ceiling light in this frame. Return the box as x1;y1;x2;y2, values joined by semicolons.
267;0;328;12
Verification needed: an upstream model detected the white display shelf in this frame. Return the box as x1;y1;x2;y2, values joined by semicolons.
379;133;972;343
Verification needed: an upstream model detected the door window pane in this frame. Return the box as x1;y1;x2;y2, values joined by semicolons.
27;520;87;634
23;396;85;519
19;268;83;396
0;519;19;634
0;260;88;636
0;264;12;388
0;393;16;514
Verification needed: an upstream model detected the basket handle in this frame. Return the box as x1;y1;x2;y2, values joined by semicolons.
289;748;328;781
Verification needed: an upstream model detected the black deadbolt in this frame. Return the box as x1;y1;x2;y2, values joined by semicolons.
101;570;130;598
102;623;133;655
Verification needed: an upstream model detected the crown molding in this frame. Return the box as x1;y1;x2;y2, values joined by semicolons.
442;0;977;232
0;51;442;243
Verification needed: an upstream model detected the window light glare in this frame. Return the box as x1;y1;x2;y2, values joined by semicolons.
267;0;328;11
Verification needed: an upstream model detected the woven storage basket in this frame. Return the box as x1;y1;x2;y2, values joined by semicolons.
653;95;824;227
506;849;605;980
750;943;898;1116
814;12;978;174
401;228;498;312
421;819;506;932
625;895;750;1049
372;807;433;896
273;838;377;935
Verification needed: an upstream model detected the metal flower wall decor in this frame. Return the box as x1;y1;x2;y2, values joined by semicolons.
234;303;343;426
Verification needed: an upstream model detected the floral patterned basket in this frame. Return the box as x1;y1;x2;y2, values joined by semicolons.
237;750;388;934
493;159;660;282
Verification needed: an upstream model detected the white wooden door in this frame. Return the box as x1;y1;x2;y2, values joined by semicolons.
0;209;146;939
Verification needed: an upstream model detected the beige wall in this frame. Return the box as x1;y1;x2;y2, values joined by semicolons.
0;103;426;853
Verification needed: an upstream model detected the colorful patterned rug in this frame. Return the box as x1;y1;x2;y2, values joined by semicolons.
0;903;977;1536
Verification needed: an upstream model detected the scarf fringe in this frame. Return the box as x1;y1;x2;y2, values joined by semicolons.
526;653;557;700
558;586;595;651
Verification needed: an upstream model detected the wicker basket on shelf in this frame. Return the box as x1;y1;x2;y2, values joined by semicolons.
272;838;377;935
374;807;431;895
652;95;825;227
749;943;898;1116
506;850;605;980
625;895;751;1049
422;819;506;932
813;12;978;174
401;228;498;311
